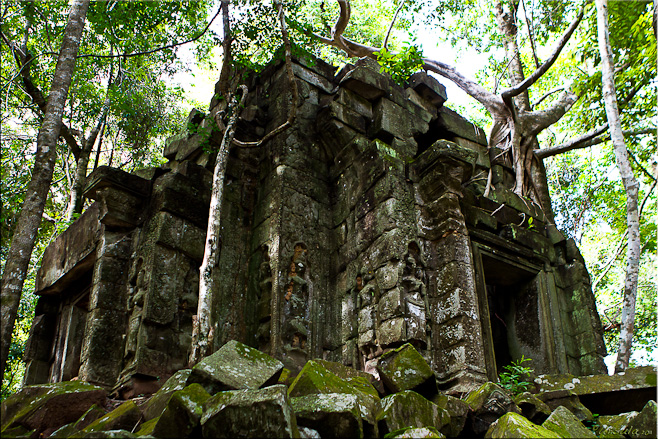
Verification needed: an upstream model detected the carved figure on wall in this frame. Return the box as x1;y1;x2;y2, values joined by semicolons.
124;258;146;362
283;243;310;354
256;248;273;351
401;243;430;349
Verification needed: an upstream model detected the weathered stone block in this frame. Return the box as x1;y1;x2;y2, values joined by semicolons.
151;383;210;438
188;340;283;394
432;393;469;437
407;72;447;107
143;369;192;421
201;385;299;438
465;382;521;435
318;100;366;133
513;392;552;424
292;393;366;438
371;98;428;141
379;287;404;321
484;412;560;438
0;382;106;436
542;406;596;438
434;106;487;145
339;66;389;100
376;343;437;397
76;401;141;437
378;318;406;346
377;391;449;436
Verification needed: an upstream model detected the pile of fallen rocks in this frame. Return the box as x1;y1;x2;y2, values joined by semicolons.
1;341;656;438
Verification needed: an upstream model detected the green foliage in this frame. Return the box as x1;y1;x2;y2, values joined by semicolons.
375;43;424;86
499;356;534;395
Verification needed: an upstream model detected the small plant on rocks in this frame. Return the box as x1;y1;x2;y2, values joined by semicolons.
499;356;534;395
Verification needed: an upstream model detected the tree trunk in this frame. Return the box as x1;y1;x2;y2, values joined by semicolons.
189;86;246;364
595;0;641;372
0;0;89;378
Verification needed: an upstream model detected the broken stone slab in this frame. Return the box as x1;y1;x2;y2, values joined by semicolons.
484;412;560;438
72;400;141;438
201;385;299;438
187;340;284;394
626;400;657;439
0;381;107;436
143;369;192;421
291;393;368;438
407;72;447;107
595;411;638;438
47;404;106;438
434;106;487;146
541;406;596;438
537;389;594;422
376;390;450;436
387;426;445;438
464;382;521;435
287;359;379;422
534;366;657;415
150;383;211;439
376;343;437;398
431;393;469;437
513;391;552;424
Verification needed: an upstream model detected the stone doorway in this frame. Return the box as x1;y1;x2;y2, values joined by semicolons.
472;244;556;381
48;271;92;382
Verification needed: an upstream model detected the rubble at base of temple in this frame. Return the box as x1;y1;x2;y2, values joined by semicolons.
2;341;656;438
9;54;653;438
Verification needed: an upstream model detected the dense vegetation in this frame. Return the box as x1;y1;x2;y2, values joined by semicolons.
1;0;655;398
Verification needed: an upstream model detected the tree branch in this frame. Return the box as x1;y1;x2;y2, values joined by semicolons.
383;0;405;50
536;127;653;159
502;3;586;100
524;88;578;135
76;5;222;59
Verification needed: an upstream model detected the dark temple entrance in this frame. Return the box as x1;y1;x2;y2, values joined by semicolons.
472;243;557;380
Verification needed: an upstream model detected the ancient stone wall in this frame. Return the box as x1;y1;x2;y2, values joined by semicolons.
23;55;607;396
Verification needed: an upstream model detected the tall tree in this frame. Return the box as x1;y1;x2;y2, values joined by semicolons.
595;0;641;372
308;0;588;223
1;0;89;378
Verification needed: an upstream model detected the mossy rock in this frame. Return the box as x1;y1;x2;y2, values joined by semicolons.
542;406;596;438
431;393;468;437
0;381;106;435
73;401;141;437
385;426;445;438
292;393;366;438
48;404;107;438
538;389;593;422
143;369;192;421
150;383;210;438
377;390;449;436
627;400;657;439
135;418;158;437
188;340;283;394
201;385;299;438
596;412;638;438
80;430;138;438
485;412;560;438
376;343;437;397
514;392;552;423
465;382;520;435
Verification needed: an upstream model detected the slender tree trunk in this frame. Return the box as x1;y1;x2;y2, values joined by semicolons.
1;0;89;378
189;86;246;364
66;69;113;221
595;0;641;372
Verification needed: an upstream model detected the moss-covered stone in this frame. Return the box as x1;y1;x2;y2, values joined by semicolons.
0;425;36;438
386;426;445;438
80;430;138;438
48;404;107;438
538;389;593;422
541;406;596;438
377;390;449;436
431;393;468;437
188;340;283;394
595;412;638;438
135;418;158;436
142;369;192;421
150;383;210;438
201;385;299;438
376;343;436;397
485;412;560;438
514;392;552;423
627;400;657;439
291;393;366;438
534;366;656;395
0;381;106;435
74;401;141;437
465;382;521;435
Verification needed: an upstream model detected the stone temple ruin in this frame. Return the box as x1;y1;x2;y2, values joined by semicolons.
23;55;607;398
